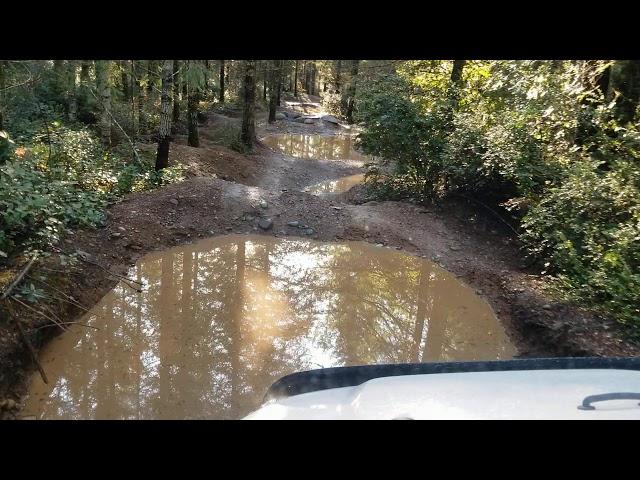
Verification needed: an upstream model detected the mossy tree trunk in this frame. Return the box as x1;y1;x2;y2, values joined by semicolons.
94;60;111;146
240;60;256;148
155;60;174;171
187;61;200;148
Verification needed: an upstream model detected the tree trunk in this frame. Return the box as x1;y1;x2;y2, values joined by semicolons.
263;61;268;100
445;60;466;130
240;60;257;148
52;60;65;103
334;59;341;92
610;60;640;124
268;60;281;123
172;60;180;126
120;60;130;101
67;60;77;121
294;60;299;97
450;60;466;89
187;61;200;148
277;65;282;107
130;60;136;135
0;61;7;130
146;60;156;95
78;61;91;119
219;60;225;103
345;60;359;124
94;60;111;146
135;60;146;135
155;60;174;171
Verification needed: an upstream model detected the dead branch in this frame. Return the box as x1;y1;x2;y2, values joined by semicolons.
1;253;39;300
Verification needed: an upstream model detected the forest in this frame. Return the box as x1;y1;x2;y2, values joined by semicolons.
0;59;639;418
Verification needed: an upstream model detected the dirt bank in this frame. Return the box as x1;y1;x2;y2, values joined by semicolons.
2;100;639;418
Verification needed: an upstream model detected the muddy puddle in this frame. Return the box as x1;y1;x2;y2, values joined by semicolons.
262;134;370;161
23;235;516;419
304;174;365;194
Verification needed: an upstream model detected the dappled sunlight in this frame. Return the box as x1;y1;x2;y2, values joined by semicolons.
304;173;365;194
263;134;370;161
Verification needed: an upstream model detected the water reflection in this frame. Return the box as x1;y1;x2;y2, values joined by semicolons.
263;134;370;161
24;235;516;419
304;174;365;194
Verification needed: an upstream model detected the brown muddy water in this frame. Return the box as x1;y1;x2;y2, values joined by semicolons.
23;235;516;419
304;174;366;194
262;134;371;161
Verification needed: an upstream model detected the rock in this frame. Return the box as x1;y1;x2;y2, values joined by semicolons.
259;200;268;209
304;119;315;124
258;218;273;230
376;243;384;247
321;115;340;124
303;228;315;235
110;232;122;238
4;399;16;410
287;221;300;227
275;112;286;120
244;215;254;222
331;206;343;210
543;304;552;310
225;226;233;231
284;111;301;119
293;116;308;123
449;245;461;251
118;226;126;232
169;198;179;206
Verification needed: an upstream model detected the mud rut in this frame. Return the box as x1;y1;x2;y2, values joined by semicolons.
2;95;639;419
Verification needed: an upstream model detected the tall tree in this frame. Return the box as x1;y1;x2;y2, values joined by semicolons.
450;59;466;89
610;60;640;124
263;61;268;100
268;60;281;123
78;60;91;120
219;60;225;103
344;60;359;124
240;60;257;148
155;60;174;171
134;60;146;135
66;60;78;121
172;60;180;125
277;62;283;107
94;60;111;146
187;61;200;148
293;60;299;97
445;59;466;130
0;61;7;130
52;60;65;103
119;60;131;101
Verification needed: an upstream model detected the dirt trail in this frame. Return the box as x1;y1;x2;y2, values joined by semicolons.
2;95;639;418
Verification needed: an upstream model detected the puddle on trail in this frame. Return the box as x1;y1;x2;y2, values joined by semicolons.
304;174;365;194
263;134;371;161
24;235;516;419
